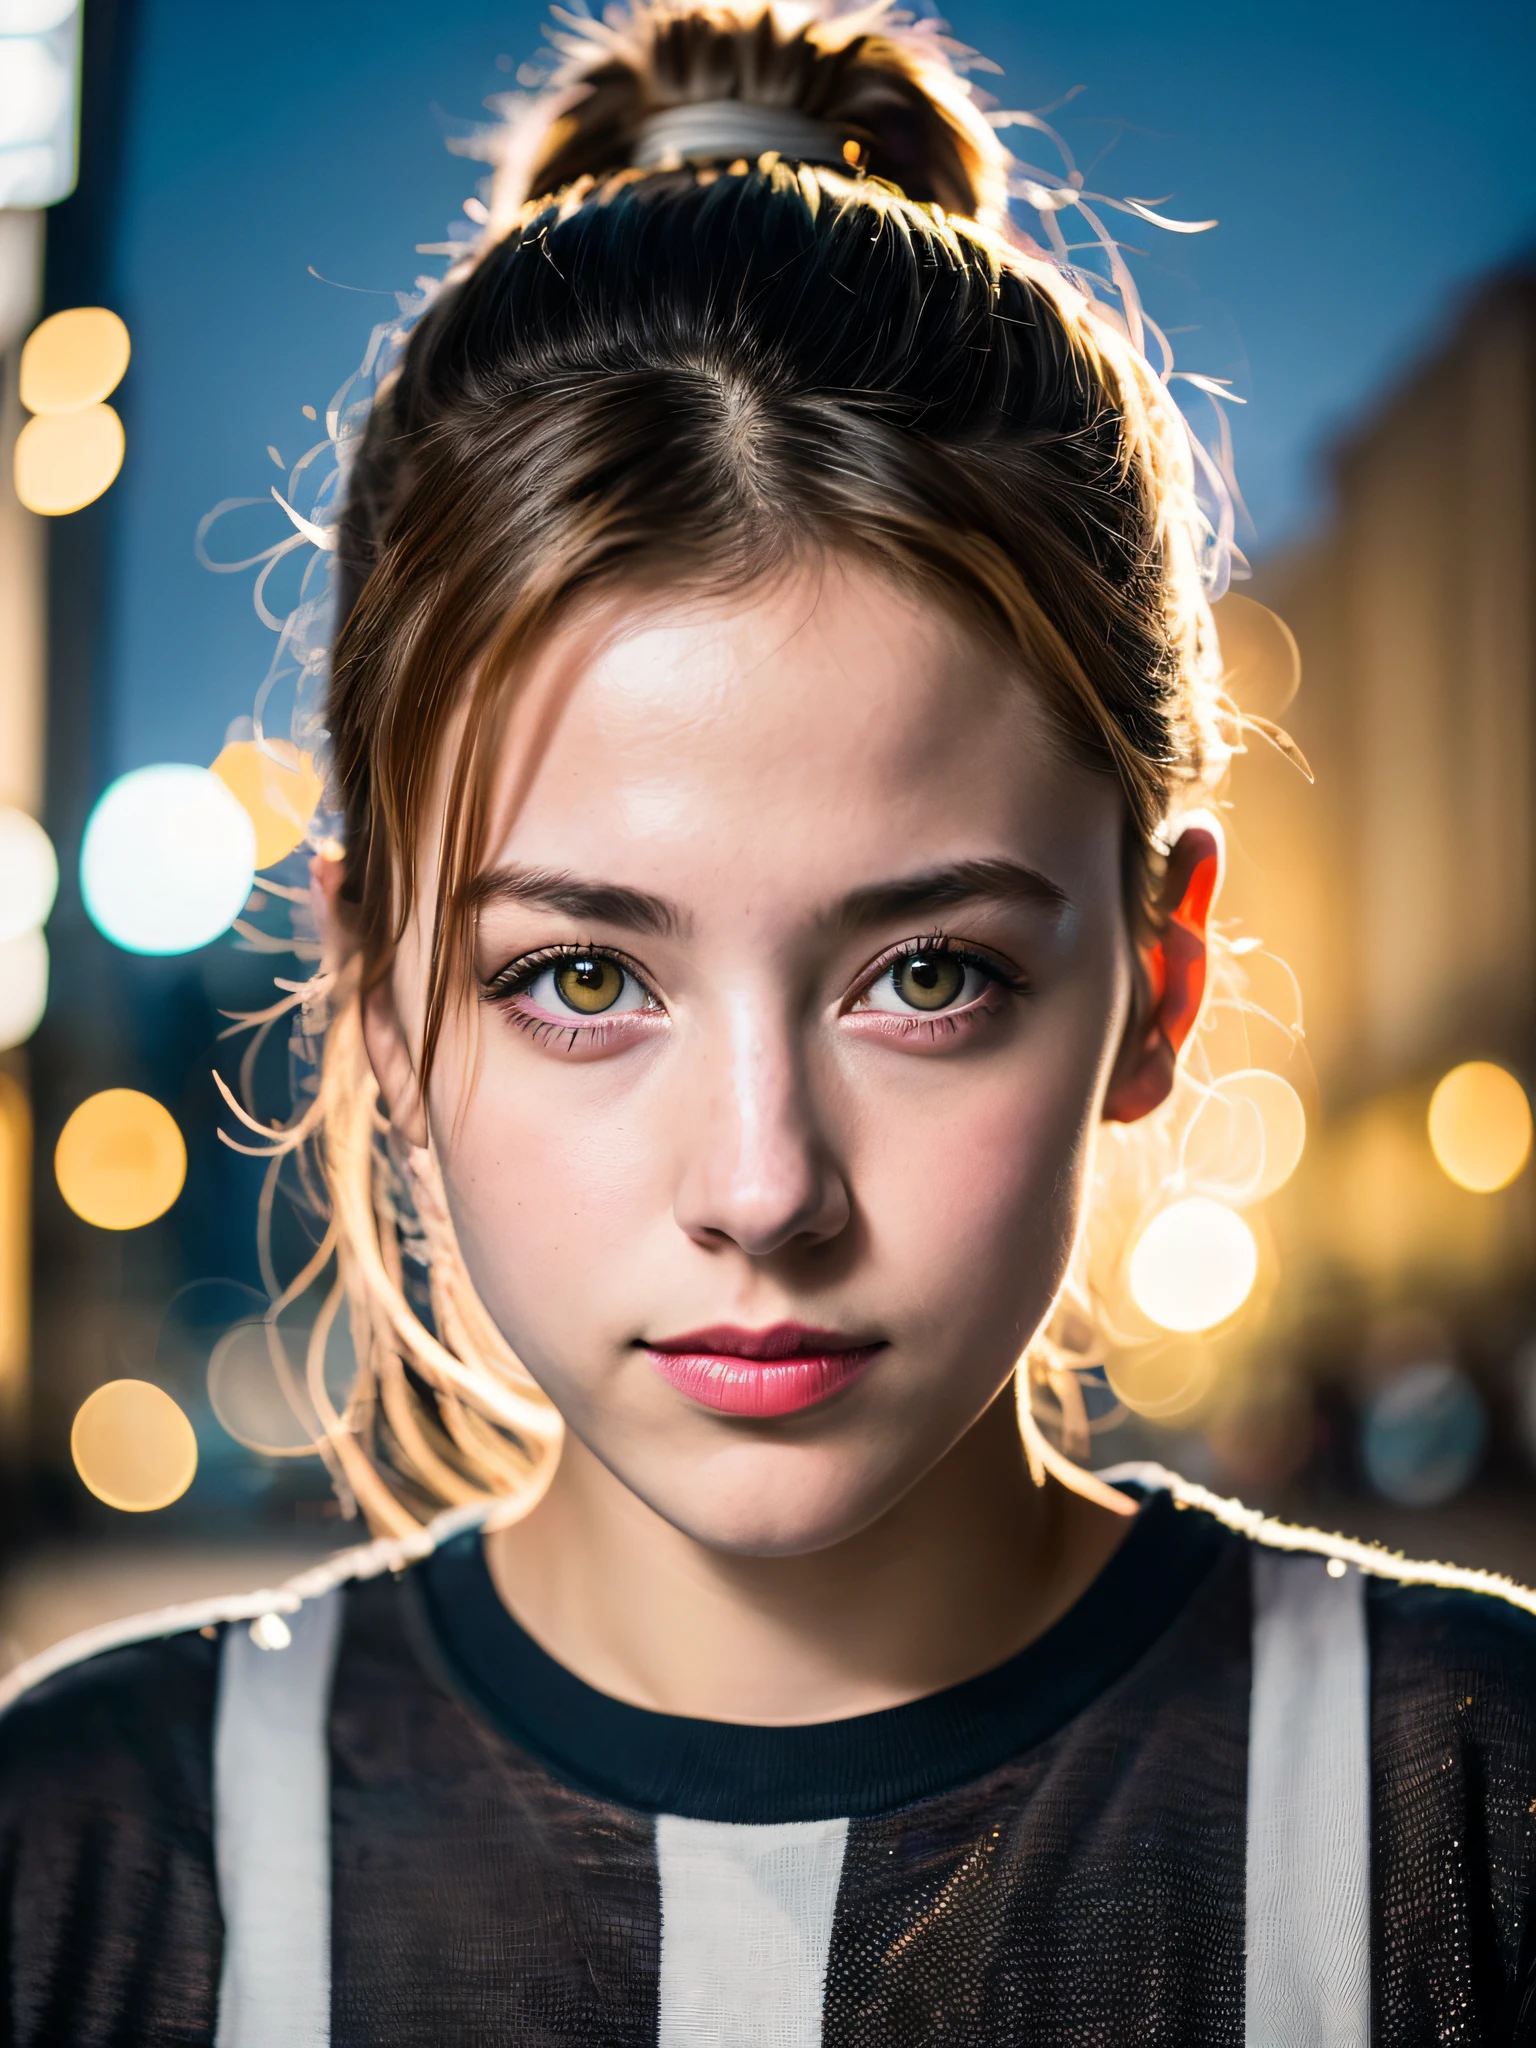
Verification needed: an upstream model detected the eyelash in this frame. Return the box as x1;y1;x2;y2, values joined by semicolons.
479;932;1029;1051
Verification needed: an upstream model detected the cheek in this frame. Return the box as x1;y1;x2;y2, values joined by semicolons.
429;1032;666;1328
848;1021;1108;1329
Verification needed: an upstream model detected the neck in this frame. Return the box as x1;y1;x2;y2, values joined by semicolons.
485;1396;1133;1724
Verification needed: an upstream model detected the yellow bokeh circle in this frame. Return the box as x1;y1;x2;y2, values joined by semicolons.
20;307;131;415
1428;1061;1532;1193
55;1088;186;1230
210;739;323;870
14;404;125;516
71;1379;197;1512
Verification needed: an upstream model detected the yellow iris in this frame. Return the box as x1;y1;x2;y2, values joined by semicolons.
894;952;964;1011
555;956;625;1014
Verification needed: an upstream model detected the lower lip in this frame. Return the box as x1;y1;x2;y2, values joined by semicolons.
643;1346;882;1417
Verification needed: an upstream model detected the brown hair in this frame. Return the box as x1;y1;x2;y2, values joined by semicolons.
294;0;1232;1530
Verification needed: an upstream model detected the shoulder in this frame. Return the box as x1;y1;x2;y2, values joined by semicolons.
0;1613;229;2041
0;1529;459;2040
1364;1559;1536;1763
1119;1462;1536;1705
0;1612;219;1818
0;1504;493;1808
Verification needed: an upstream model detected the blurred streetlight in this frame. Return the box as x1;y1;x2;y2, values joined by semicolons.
0;1;81;210
210;739;323;871
80;763;256;954
1427;1061;1532;1194
1128;1195;1259;1333
13;304;129;514
0;928;45;1048
1361;1361;1486;1508
55;1088;187;1230
0;803;53;1048
71;1379;198;1512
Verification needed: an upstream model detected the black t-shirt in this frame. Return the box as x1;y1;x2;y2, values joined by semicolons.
1;1489;1534;2043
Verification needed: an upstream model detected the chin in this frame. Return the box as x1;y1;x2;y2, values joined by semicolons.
638;1447;906;1559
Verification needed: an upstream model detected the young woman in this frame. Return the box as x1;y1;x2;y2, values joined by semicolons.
4;4;1534;2041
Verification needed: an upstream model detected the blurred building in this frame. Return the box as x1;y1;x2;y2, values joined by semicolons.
1222;263;1536;1520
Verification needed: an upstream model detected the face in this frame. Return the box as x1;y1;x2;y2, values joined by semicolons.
371;558;1149;1555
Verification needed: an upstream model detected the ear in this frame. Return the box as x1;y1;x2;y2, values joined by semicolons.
1102;818;1222;1125
359;966;430;1151
308;845;349;971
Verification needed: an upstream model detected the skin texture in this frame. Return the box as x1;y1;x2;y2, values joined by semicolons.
362;557;1217;1721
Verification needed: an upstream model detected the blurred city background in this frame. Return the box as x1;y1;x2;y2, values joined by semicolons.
1;0;1535;1665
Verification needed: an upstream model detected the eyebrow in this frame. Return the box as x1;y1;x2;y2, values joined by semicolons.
467;855;1069;942
468;864;683;936
831;858;1072;930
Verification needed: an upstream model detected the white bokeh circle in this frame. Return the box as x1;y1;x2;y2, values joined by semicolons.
0;928;48;1048
0;805;57;942
1128;1195;1258;1334
80;764;257;955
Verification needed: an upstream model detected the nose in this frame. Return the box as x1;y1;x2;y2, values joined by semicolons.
671;995;851;1258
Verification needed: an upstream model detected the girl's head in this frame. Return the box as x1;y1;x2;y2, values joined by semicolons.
312;0;1231;1542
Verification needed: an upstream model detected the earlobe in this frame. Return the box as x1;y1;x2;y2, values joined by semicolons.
1102;819;1222;1126
360;974;430;1150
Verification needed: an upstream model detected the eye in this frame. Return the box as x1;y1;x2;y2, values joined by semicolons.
481;942;663;1051
523;952;650;1018
859;945;999;1015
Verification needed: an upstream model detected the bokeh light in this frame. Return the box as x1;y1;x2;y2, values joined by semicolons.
55;1088;186;1230
0;32;69;155
208;1312;354;1456
1427;1061;1532;1193
0;929;47;1049
0;1;80;33
1104;1338;1218;1419
1128;1195;1259;1333
0;805;57;942
1361;1360;1486;1507
80;762;256;954
70;1379;197;1512
13;403;124;515
210;738;323;870
18;306;129;414
1181;1068;1306;1208
1213;592;1302;720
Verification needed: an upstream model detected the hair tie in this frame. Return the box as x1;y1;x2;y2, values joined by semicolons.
630;99;851;171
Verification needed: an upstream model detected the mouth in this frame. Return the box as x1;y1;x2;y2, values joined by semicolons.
640;1323;886;1418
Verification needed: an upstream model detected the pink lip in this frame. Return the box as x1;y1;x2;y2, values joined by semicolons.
642;1323;885;1417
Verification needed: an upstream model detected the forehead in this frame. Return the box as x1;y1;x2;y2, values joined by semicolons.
488;558;1123;903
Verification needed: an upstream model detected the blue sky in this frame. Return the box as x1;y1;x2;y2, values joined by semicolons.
103;0;1536;776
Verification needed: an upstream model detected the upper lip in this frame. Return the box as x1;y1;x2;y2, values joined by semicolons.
642;1323;883;1362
